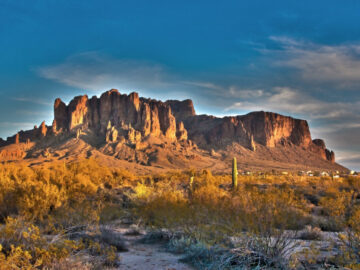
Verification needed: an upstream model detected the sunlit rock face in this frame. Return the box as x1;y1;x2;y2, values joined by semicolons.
165;99;196;119
54;98;67;131
50;89;336;162
311;139;335;163
179;112;312;148
53;89;181;141
39;121;47;137
0;89;336;164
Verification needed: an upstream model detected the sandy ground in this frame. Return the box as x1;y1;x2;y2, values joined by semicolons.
119;243;192;270
116;226;193;270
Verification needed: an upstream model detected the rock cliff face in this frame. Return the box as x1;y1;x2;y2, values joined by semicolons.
4;122;51;145
50;89;334;163
179;111;312;150
53;89;183;142
312;139;335;163
0;89;337;165
164;99;196;119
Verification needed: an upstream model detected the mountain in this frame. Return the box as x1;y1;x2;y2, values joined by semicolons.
0;89;346;173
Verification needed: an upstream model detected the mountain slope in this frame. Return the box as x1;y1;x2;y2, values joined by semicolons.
0;89;347;172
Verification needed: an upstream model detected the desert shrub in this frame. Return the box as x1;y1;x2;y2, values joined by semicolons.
83;240;120;267
131;175;309;249
147;192;190;228
170;232;299;270
233;186;309;232
16;180;66;222
0;162;97;224
232;231;300;269
99;227;128;252
99;204;126;223
1;160;359;268
0;217;81;269
59;225;123;268
179;241;226;269
298;226;323;241
319;191;352;218
167;236;195;254
317;217;343;232
303;192;320;205
140;229;175;244
333;206;360;268
0;160;138;230
0;160;133;267
0;244;35;269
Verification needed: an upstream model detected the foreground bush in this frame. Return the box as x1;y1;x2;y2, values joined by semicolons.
0;217;80;269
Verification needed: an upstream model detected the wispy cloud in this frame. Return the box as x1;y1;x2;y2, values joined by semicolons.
336;151;360;168
12;97;52;106
183;81;266;99
0;122;34;128
267;36;360;87
227;86;359;120
36;52;171;92
312;122;360;135
15;110;49;116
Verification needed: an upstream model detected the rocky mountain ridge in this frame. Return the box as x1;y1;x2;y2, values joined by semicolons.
0;89;340;171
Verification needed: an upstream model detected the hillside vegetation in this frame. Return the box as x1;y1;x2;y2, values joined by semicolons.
0;159;359;269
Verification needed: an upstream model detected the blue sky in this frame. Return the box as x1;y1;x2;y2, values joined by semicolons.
1;0;360;169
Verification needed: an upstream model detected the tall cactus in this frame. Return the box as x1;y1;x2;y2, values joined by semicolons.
189;176;194;190
189;175;194;198
232;157;238;190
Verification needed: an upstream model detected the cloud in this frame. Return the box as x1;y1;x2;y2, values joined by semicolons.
335;151;360;171
15;110;49;116
182;81;219;90
267;36;360;87
312;122;360;135
36;53;272;105
227;87;266;99
36;52;171;92
227;86;359;120
37;52;270;102
0;122;34;128
12;97;52;106
337;153;360;163
183;81;266;99
36;52;206;102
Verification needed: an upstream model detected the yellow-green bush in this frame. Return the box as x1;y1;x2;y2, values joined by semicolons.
0;217;80;269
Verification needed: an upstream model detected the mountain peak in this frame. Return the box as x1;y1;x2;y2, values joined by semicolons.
0;89;345;172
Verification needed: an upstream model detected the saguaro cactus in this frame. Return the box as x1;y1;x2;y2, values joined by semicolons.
189;176;194;190
189;175;194;197
232;157;238;190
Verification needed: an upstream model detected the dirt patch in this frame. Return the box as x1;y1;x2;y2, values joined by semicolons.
119;243;192;270
116;226;192;270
